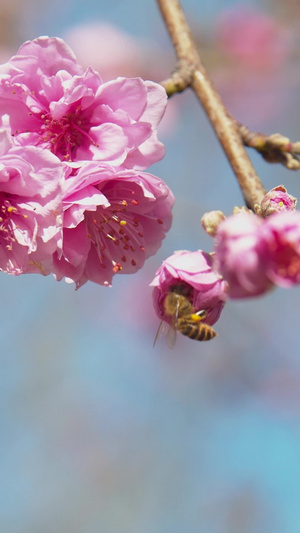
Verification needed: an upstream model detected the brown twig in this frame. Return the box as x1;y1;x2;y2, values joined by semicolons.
238;124;300;170
157;0;267;210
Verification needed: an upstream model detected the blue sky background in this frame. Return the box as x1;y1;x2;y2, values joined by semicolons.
1;1;300;532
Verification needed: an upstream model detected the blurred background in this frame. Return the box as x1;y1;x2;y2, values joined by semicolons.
1;0;300;532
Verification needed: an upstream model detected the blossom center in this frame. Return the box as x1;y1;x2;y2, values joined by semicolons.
40;105;96;161
86;194;146;272
273;243;300;281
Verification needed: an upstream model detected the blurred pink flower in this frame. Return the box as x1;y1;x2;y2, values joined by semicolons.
215;211;300;296
216;6;290;70
0;36;167;169
0;129;63;275
52;163;174;287
213;6;291;124
151;250;228;326
63;23;144;81
262;210;300;287
214;213;273;299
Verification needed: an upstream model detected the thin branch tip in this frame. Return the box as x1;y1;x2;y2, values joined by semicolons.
157;0;266;210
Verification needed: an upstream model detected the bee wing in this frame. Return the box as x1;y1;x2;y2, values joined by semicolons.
153;296;181;349
153;320;177;349
166;323;177;349
153;320;167;348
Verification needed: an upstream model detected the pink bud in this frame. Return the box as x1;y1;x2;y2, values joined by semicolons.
260;185;297;217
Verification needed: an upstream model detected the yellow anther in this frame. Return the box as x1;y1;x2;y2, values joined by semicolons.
7;206;17;213
119;220;127;226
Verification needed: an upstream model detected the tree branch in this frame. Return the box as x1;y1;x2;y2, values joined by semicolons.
157;0;267;210
238;125;300;170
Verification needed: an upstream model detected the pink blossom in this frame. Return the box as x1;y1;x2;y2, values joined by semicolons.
216;6;290;70
63;23;143;81
214;213;273;299
150;250;228;326
0;129;63;275
260;185;297;217
0;36;167;169
52;163;174;287
63;23;180;139
262;210;300;287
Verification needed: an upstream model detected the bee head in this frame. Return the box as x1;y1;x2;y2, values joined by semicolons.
170;281;193;299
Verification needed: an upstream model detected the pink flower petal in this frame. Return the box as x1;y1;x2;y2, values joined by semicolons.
214;213;273;298
96;77;147;119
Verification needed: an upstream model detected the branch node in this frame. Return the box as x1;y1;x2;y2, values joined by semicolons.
239;125;300;170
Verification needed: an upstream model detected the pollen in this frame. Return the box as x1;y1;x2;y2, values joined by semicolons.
190;313;202;322
119;220;127;226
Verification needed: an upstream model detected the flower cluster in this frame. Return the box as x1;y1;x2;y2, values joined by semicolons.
0;37;174;286
151;203;300;336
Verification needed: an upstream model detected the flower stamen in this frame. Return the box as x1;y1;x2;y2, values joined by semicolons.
39;106;96;160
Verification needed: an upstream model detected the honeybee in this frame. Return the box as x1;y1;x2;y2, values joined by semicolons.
154;284;217;347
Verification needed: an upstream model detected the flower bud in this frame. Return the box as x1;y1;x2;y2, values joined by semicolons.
260;185;297;217
232;206;253;215
201;210;226;237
